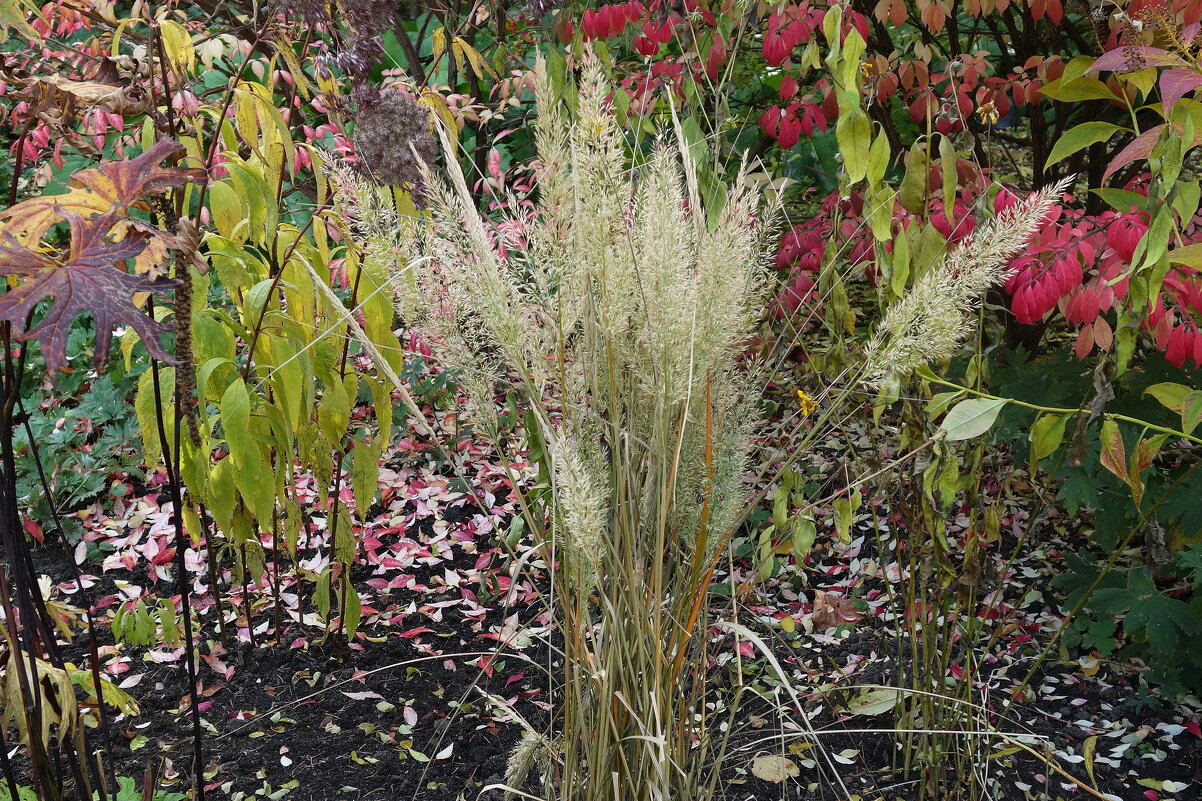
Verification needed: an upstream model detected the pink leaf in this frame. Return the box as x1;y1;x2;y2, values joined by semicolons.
1091;47;1181;72
1160;68;1202;114
1104;124;1167;182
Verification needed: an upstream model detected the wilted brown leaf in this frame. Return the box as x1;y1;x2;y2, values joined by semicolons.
810;590;864;631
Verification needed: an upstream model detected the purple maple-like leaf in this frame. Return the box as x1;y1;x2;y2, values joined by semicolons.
0;210;178;374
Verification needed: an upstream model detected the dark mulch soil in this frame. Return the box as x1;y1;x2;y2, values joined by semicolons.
14;430;1202;801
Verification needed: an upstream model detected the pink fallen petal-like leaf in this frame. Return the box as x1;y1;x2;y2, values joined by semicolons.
399;627;434;638
341;690;384;701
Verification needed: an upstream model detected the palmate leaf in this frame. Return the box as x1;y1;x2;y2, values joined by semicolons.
1093;568;1202;656
0;210;177;373
0;139;205;243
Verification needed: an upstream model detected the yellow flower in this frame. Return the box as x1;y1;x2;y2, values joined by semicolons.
797;390;818;417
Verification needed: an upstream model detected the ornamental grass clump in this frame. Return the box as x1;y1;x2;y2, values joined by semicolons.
330;51;1067;801
399;56;772;801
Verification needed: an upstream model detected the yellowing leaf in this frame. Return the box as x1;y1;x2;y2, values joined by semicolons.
157;19;195;75
841;687;902;717
1099;419;1126;483
1030;413;1067;462
0;0;36;42
751;755;799;783
0;139;204;243
1145;382;1192;414
431;27;447;64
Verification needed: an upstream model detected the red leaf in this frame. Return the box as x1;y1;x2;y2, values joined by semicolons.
23;519;44;543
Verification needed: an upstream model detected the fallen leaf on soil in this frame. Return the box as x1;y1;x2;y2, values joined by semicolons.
810;590;863;630
840;686;902;717
751;754;799;783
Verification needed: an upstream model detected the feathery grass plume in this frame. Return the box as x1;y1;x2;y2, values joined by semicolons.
553;439;607;587
863;177;1072;386
395;52;775;801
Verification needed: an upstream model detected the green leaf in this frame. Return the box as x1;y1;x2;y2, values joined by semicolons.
315;567;331;621
207;457;236;533
135;367;170;470
342;582;362;639
832;489;861;543
940;398;1007;441
220;377;252;470
0;0;37;41
1092;188;1151;213
209;180;248;243
1169;243;1202;268
1039;77;1122;103
789;513;817;558
841;686;902;717
351;438;382;522
1046;122;1121;166
867;127;889;186
939;134;956;222
899;141;928;213
1030;413;1068;462
837;108;872;183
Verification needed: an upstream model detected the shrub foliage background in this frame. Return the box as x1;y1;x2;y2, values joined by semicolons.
0;0;1197;799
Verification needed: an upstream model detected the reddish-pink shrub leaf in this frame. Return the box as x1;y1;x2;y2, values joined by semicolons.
1103;124;1167;182
1091;46;1181;72
1160;68;1202;114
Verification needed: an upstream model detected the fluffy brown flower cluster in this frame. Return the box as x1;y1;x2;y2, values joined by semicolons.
350;87;436;204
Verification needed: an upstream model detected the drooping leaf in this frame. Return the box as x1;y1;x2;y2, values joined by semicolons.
1098;419;1127;483
1145;382;1192;414
1029;413;1067;462
220;377;252;470
1183;391;1202;437
0;0;36;41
